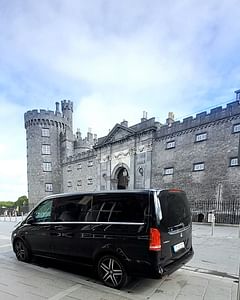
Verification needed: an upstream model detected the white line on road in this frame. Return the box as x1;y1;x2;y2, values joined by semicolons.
0;244;11;248
47;284;81;300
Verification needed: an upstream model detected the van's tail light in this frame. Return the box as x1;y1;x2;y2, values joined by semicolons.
149;228;161;251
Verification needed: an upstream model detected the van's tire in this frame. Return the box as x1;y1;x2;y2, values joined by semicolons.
14;239;31;262
97;255;128;289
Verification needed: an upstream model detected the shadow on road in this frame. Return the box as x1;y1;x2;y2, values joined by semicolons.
30;256;146;291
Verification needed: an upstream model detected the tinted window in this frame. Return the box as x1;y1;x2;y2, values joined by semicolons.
158;190;191;229
91;194;148;223
53;195;93;222
33;200;53;222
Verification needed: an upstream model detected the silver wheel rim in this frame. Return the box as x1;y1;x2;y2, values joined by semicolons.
15;241;26;261
99;257;123;287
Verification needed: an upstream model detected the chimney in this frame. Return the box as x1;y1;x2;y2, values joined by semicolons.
76;128;82;140
166;112;175;126
121;119;128;127
87;128;93;142
55;102;60;116
235;89;240;101
141;111;148;122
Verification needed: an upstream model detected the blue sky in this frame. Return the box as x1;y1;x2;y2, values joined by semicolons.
1;0;240;202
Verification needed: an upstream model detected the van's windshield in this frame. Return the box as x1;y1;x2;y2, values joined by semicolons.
158;190;191;230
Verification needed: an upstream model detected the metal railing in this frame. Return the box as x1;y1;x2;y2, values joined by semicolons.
191;199;240;224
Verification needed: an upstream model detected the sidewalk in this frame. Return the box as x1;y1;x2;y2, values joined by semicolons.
189;223;240;276
0;220;239;299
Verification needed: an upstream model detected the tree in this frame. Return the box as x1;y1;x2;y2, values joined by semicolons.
0;201;14;208
15;196;28;207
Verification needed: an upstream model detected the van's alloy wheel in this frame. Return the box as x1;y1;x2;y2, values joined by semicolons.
97;255;128;289
14;239;31;262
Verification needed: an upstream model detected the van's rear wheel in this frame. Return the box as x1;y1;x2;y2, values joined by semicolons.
14;239;31;262
97;255;128;289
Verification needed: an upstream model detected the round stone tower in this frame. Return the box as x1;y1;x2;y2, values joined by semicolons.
24;101;73;207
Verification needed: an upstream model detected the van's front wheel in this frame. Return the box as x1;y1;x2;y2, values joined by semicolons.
97;255;128;289
14;239;31;262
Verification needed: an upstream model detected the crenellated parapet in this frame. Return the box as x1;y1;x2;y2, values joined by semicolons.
62;149;97;165
155;100;240;139
74;129;97;151
24;108;70;129
61;100;73;112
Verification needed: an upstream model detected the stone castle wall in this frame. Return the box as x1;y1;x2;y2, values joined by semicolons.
62;150;98;192
25;93;240;214
152;101;240;206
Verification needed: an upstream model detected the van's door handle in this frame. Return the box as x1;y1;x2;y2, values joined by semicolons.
42;225;51;230
54;225;64;230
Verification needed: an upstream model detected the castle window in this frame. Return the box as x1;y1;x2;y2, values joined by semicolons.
164;167;174;175
193;162;205;171
229;157;239;166
45;183;53;192
77;180;82;186
42;144;51;155
42;128;50;137
88;161;93;167
67;165;72;172
77;163;82;170
166;141;175;149
43;162;52;172
67;181;72;187
88;177;93;185
195;133;207;142
233;124;240;133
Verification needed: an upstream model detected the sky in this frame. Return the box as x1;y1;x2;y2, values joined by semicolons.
1;0;240;202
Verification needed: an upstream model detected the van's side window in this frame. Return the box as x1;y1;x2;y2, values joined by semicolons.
92;194;148;223
33;200;53;222
53;196;93;222
89;197;116;222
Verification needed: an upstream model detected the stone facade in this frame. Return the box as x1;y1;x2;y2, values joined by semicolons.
25;91;240;212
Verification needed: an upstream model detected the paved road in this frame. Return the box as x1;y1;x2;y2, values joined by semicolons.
188;223;240;277
0;219;239;299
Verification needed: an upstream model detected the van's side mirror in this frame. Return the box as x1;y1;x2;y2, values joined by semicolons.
26;216;35;224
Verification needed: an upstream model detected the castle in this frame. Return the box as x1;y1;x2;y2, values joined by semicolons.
25;90;240;222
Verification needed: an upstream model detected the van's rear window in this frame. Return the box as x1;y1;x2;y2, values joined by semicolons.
158;190;191;229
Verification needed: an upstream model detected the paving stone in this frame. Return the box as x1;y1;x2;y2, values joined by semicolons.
0;221;239;300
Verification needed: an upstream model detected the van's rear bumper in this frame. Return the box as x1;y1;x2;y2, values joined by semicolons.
161;247;194;276
127;247;194;278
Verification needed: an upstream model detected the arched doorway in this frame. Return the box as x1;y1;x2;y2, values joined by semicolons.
117;167;129;189
111;164;130;190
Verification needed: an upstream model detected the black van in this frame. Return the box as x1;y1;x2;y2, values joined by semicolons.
12;189;193;289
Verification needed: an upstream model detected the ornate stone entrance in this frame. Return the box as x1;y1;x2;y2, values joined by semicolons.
111;164;130;190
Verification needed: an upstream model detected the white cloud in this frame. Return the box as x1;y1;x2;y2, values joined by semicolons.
74;92;150;137
1;0;240;201
0;99;27;202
